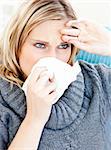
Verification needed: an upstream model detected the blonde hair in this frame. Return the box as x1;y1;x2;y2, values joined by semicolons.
0;0;78;87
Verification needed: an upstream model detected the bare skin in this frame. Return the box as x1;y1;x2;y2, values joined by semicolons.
61;19;111;56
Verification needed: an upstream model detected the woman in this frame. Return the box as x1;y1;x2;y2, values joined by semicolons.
0;0;111;149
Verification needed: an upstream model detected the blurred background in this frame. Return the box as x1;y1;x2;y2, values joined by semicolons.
0;0;111;36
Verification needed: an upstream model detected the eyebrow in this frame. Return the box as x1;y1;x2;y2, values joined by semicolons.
30;39;49;44
30;38;70;45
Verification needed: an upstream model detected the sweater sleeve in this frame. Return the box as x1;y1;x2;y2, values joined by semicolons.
95;64;111;109
0;94;9;150
95;64;111;149
0;119;9;150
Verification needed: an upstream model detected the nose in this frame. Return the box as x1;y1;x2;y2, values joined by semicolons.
47;49;57;58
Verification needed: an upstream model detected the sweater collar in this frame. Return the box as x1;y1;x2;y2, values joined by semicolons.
45;72;85;130
0;71;84;129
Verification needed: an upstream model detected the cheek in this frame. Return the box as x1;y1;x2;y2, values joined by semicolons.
58;49;71;63
19;46;40;76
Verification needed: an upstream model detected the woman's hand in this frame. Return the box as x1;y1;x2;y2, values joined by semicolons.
9;67;57;150
61;20;111;56
26;67;57;125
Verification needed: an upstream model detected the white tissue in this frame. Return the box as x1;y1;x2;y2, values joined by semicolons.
22;57;81;104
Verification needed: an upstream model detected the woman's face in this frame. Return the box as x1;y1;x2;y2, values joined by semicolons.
19;20;72;76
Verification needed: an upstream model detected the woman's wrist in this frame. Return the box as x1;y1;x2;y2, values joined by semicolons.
8;114;45;150
108;47;111;56
106;31;111;56
24;114;45;129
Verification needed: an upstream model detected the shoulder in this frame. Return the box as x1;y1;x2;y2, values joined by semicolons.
78;60;111;82
0;77;22;101
0;77;26;119
78;60;111;104
0;78;26;149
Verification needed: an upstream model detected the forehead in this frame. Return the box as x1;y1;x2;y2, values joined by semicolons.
28;19;68;42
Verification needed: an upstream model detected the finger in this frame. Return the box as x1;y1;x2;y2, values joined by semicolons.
68;39;90;51
39;70;56;84
36;72;51;88
62;34;89;49
45;82;57;95
47;91;58;104
62;30;90;43
28;67;48;87
60;28;80;37
65;20;81;29
62;35;78;43
66;20;87;30
39;70;50;78
49;73;56;82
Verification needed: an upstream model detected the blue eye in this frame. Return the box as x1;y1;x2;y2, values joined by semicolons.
35;43;45;48
58;43;70;49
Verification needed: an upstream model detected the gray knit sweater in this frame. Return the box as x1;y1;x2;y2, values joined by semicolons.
0;61;111;150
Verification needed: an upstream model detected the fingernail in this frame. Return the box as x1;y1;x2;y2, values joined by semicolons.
60;29;65;34
65;19;72;26
61;35;67;42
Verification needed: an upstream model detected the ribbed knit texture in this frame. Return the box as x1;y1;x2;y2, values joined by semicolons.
76;50;111;67
0;61;111;150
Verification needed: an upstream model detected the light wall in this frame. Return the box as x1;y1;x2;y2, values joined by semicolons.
0;0;111;36
69;0;111;26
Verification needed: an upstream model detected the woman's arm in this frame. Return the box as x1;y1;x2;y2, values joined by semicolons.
8;116;45;150
0;119;9;150
8;67;57;150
